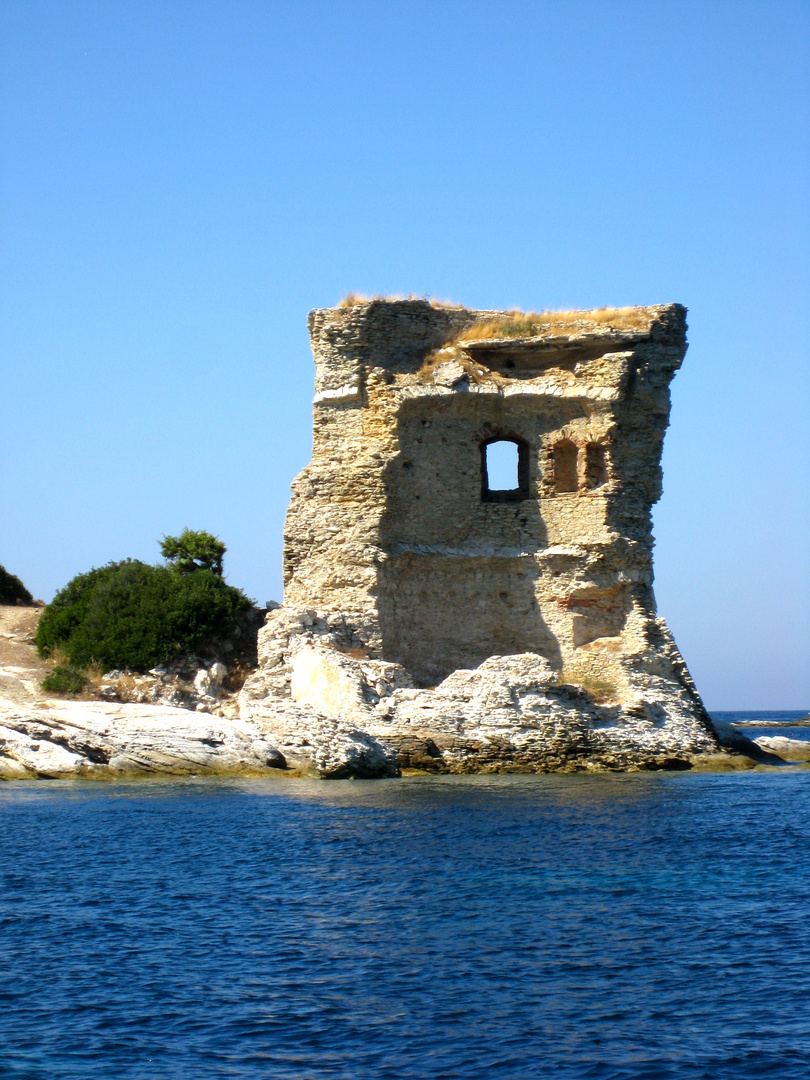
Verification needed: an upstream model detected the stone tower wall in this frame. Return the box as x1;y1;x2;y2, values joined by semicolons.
283;299;688;693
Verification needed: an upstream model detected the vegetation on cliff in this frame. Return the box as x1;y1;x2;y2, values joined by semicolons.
0;564;34;606
36;533;252;674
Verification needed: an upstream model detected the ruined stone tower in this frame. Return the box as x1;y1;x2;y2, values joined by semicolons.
239;299;718;776
285;299;692;691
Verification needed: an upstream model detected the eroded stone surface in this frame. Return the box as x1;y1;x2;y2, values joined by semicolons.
239;609;717;772
0;695;285;779
242;299;724;773
754;736;810;761
0;604;401;782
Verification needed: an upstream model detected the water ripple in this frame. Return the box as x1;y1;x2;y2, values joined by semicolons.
1;769;809;1078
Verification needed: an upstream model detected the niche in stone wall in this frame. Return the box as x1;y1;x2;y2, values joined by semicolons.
585;443;609;489
553;440;578;493
481;437;530;503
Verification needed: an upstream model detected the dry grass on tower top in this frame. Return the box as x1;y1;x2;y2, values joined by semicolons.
337;292;397;307
334;295;657;334
455;306;653;341
336;292;466;309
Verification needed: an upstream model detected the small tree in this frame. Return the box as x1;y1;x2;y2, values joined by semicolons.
160;529;226;577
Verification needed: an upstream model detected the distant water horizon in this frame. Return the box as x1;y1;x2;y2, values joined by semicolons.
711;710;808;722
2;761;810;1079
711;709;810;742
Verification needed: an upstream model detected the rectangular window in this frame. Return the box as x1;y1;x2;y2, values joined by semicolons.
481;438;530;502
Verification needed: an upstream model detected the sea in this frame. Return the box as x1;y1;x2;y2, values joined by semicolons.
1;711;809;1080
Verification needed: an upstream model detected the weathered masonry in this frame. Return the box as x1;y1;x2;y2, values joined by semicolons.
239;299;719;776
285;300;690;691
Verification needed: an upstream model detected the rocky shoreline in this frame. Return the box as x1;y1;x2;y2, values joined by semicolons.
0;698;285;780
1;605;805;780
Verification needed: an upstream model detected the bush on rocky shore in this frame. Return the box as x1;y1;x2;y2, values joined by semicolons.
41;664;89;696
36;538;254;673
0;564;34;606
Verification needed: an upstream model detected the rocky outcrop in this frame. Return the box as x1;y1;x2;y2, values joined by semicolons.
1;605;288;780
753;735;810;762
0;696;285;779
0;604;399;781
239;696;399;779
1;596;302;779
238;604;718;773
708;717;786;764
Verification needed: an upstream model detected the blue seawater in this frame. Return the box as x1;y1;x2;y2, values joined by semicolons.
713;710;810;743
2;769;810;1080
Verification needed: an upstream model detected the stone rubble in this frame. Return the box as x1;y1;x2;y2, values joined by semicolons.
97;657;234;713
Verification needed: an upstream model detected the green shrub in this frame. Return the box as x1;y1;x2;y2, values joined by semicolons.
42;664;88;696
36;559;252;672
0;564;34;606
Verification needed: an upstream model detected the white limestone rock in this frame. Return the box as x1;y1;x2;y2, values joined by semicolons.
239;696;399;779
209;661;228;685
290;644;368;721
193;668;213;696
238;617;720;774
754;736;810;761
0;696;286;779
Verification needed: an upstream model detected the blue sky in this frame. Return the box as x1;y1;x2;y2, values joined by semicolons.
1;0;808;708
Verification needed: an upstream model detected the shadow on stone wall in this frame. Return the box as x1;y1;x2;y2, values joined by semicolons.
375;395;564;685
375;552;563;686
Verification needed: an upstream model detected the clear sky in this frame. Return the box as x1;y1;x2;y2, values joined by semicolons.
2;0;808;709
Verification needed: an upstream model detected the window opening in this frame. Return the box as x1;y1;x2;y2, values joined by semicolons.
481;438;529;503
553;440;578;493
585;443;608;489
